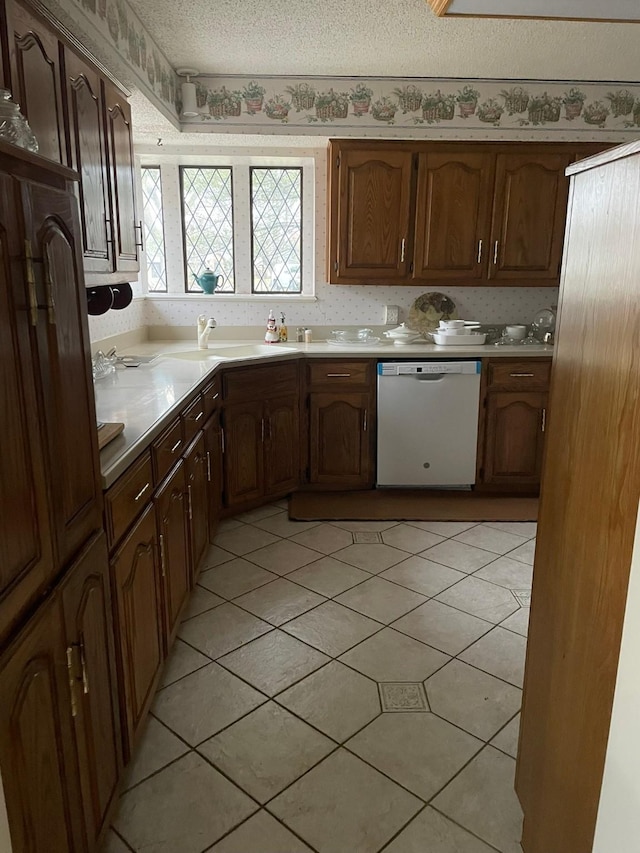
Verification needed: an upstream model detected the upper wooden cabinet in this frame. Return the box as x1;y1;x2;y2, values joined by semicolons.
328;140;606;287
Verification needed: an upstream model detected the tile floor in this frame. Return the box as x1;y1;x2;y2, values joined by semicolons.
106;507;534;853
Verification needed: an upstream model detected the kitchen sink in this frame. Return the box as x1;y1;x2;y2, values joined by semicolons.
163;344;300;361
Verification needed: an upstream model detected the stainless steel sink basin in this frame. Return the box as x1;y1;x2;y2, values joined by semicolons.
163;344;300;361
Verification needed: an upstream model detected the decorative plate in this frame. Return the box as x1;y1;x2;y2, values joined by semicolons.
407;292;458;334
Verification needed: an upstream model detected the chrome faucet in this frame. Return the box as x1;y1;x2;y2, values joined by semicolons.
197;314;217;349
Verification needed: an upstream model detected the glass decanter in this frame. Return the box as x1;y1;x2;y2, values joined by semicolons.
0;89;38;152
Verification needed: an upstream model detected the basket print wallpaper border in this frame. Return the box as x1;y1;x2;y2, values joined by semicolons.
183;76;640;137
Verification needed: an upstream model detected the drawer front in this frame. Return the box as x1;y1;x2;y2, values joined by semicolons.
223;362;299;402
487;360;551;389
152;418;183;484
182;394;206;443
308;360;373;388
202;377;221;418
105;451;153;548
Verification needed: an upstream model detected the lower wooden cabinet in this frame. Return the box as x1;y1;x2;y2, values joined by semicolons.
184;432;209;580
265;395;300;496
203;411;224;541
154;462;190;645
308;391;374;489
483;390;548;487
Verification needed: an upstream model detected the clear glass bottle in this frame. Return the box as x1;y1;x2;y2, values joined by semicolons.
0;89;38;152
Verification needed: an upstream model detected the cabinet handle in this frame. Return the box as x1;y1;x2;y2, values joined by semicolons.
363;409;368;432
159;532;166;577
79;639;89;695
477;239;483;263
193;411;204;422
210;392;219;402
326;373;351;378
24;240;38;326
187;485;193;520
105;218;114;245
510;373;535;378
134;220;144;251
400;238;406;263
493;240;499;264
134;482;150;502
169;439;182;453
261;417;265;443
66;646;79;717
541;408;547;433
206;450;212;482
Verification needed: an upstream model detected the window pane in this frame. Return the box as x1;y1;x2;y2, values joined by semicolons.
181;167;235;293
251;168;302;294
141;167;167;292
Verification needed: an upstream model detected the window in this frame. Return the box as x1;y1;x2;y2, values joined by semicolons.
251;168;302;294
140;166;167;292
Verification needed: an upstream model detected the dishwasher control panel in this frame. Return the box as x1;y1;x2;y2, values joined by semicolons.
377;361;480;376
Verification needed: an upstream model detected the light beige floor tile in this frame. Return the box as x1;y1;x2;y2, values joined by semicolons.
286;557;371;597
236;504;283;523
182;585;225;621
234;578;325;626
268;749;421;853
252;513;321;538
102;830;131;853
459;627;527;688
454;526;529;555
200;545;235;570
198;702;334;803
336;576;426;623
380;556;466;597
153;662;266;745
199;559;278;599
214;526;280;556
436;577;519;624
474;556;533;590
218;630;329;696
384;806;496;853
244;539;322;574
392;600;493;656
273;499;290;509
178;602;272;659
405;520;480;537
329;520;399;532
207;811;313;852
282;601;381;657
347;712;482;801
340;627;449;682
508;539;536;565
216;518;246;533
289;523;354;555
276;661;380;742
484;521;537;539
331;543;408;574
500;607;530;637
432;746;523;853
426;659;522;741
420;540;497;573
160;638;210;688
491;714;521;758
382;524;444;554
123;717;189;791
114;752;256;853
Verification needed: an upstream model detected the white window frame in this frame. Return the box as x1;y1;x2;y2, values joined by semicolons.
136;153;316;301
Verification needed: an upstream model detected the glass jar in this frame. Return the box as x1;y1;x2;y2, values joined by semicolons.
0;89;38;152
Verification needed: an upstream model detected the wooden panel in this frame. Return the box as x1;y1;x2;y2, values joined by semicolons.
182;393;205;444
23;179;102;566
487;359;551;389
0;594;85;853
490;152;572;282
154;462;189;645
202;376;221;418
265;395;300;496
413;150;494;280
483;391;546;485
223;361;298;402
64;49;111;272
151;417;183;484
516;149;640;852
103;82;138;272
223;400;264;508
0;171;55;645
203;412;223;542
307;360;372;388
309;392;373;489
104;451;153;550
184;432;209;581
110;505;163;757
60;532;121;849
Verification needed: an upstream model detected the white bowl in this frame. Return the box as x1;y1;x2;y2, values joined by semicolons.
432;332;487;346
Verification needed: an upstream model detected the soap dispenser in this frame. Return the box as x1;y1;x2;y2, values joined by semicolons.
279;313;288;342
265;309;279;344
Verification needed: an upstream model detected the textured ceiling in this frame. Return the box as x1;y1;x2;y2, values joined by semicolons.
128;0;639;81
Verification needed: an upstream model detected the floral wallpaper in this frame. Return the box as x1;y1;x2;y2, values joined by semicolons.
184;75;640;137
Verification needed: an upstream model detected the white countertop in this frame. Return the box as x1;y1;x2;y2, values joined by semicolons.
94;339;553;489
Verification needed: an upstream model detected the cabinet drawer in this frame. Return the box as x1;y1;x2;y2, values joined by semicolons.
152;418;183;484
223;362;298;402
202;377;221;418
308;360;373;388
182;394;205;443
487;360;551;389
104;451;153;548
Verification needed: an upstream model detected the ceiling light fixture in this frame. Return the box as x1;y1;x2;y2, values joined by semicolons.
176;68;200;117
425;0;640;22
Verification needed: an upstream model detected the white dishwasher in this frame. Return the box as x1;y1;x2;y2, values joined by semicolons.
376;361;481;487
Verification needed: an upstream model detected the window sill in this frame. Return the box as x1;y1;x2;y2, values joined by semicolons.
145;293;317;303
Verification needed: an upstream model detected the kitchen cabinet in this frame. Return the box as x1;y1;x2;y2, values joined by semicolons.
223;400;265;508
184;432;209;581
203;410;224;541
154;462;190;645
265;395;300;495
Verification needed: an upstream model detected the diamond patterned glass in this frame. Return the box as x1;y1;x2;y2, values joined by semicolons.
251;168;302;294
141;167;167;292
182;167;235;293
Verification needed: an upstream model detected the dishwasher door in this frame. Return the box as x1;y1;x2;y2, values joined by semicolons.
376;361;481;487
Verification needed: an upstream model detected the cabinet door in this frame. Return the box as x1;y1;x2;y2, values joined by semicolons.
0;173;55;645
22;179;102;567
184;433;209;581
309;392;373;489
110;505;164;757
223;401;264;508
413;150;494;281
60;532;121;851
203;412;223;542
332;147;413;282
103;82;139;272
0;595;85;853
155;462;190;644
9;0;66;163
64;50;112;272
265;395;300;496
489;153;572;282
483;391;547;486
